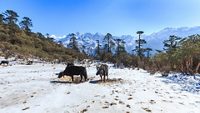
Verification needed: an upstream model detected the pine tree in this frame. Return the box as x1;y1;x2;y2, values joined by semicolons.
19;17;33;34
163;35;181;52
145;48;152;58
163;35;181;70
3;10;19;25
68;33;79;52
135;31;146;58
116;39;126;55
0;14;4;24
96;40;101;57
3;10;20;35
104;33;115;53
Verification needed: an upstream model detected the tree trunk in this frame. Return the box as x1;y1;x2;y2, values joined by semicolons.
195;62;200;74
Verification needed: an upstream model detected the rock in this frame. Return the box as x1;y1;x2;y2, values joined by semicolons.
149;100;156;104
126;104;131;108
128;97;133;100
80;109;87;113
102;106;109;109
110;102;117;106
119;100;125;105
22;107;30;110
142;107;152;112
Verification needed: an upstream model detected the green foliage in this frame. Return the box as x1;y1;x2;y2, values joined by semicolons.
115;39;126;55
68;33;80;52
104;33;115;53
95;40;101;59
3;10;19;24
163;35;181;52
0;14;4;24
150;34;200;74
19;17;33;34
114;52;135;67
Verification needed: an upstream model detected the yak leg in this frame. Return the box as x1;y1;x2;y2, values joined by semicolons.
100;75;102;81
71;75;74;82
103;75;106;82
106;72;108;80
84;75;87;81
80;75;83;82
106;74;108;80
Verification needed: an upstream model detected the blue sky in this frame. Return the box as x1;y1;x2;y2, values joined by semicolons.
0;0;200;36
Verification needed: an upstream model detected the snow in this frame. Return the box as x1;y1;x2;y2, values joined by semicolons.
161;74;200;93
0;63;200;113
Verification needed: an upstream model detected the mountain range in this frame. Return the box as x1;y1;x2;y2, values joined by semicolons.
53;26;200;55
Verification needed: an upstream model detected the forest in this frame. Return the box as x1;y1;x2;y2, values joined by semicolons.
0;10;200;75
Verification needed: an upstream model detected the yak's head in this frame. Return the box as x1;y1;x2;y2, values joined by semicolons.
67;63;74;67
96;69;104;75
58;72;64;78
96;70;99;75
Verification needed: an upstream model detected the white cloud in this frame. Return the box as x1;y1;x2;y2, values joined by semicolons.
50;35;66;40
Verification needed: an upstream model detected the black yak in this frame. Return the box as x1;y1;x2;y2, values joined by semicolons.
0;61;9;65
96;64;108;82
58;66;87;82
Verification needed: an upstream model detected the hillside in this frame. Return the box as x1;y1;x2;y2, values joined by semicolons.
0;24;86;62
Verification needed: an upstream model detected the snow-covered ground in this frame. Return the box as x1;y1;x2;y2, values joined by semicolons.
0;63;200;113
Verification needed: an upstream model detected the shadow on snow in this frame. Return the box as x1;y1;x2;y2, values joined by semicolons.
157;74;200;94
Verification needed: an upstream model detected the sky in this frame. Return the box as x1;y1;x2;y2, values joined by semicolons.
0;0;200;36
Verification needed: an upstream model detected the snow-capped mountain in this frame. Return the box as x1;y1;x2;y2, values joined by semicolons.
145;26;200;51
55;26;200;55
